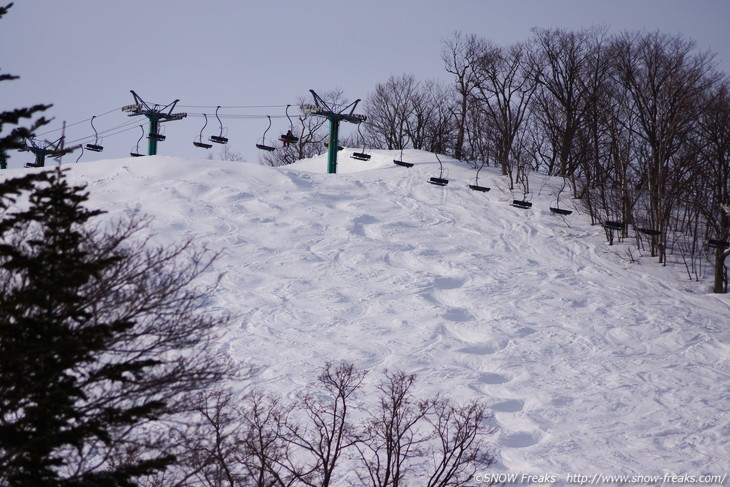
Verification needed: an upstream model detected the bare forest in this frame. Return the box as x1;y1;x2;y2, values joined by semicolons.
362;29;729;293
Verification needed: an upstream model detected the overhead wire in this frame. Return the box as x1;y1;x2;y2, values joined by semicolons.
66;119;144;145
185;112;291;119
177;104;289;109
20;101;310;162
35;105;126;137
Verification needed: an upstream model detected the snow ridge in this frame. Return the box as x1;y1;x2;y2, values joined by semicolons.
9;151;728;478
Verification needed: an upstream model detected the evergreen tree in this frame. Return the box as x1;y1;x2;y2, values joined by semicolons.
0;168;227;485
1;3;52;169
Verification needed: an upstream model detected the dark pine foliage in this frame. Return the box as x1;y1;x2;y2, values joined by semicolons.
1;3;52;169
0;168;227;486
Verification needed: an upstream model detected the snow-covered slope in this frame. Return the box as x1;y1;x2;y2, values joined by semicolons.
6;150;729;481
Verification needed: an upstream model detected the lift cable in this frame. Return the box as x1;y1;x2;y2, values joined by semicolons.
35;105;126;137
177;104;288;109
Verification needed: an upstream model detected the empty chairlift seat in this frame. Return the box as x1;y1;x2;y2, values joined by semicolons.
468;161;490;192
428;177;449;186
85;115;104;152
210;106;229;144
352;151;371;161
603;221;626;231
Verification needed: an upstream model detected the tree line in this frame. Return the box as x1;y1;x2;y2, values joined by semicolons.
269;28;730;293
373;29;730;292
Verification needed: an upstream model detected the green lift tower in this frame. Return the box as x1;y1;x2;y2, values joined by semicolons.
300;89;366;174
121;91;187;156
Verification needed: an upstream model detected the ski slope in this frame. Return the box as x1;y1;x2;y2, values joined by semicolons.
6;150;729;482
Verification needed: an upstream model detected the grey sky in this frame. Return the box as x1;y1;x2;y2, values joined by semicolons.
3;0;729;167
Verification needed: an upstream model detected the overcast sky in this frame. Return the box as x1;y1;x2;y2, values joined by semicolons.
3;0;729;168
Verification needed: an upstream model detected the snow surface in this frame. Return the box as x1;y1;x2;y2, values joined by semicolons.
5;150;729;483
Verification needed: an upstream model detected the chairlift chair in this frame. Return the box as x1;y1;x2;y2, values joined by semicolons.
148;133;166;142
209;106;229;144
279;105;299;146
637;227;661;236
85;116;104;152
603;221;626;231
393;148;414;167
193;114;213;149
549;177;571;214
468;160;490;192
351;122;371;161
709;239;730;249
256;115;276;152
428;153;449;186
512;200;532;209
130;125;145;157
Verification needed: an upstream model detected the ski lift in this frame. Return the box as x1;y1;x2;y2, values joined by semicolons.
548;176;572;214
209;106;228;144
351;122;371;161
709;239;730;249
428;153;449;186
85;116;104;152
468;160;490;192
511;200;532;209
148;127;166;142
636;227;661;236
603;221;626;231
130;125;145;157
393;148;413;168
279;105;299;145
75;144;84;163
193;114;213;149
256;116;276;151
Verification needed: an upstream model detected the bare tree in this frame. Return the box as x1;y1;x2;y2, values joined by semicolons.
356;371;432;487
471;41;539;185
612;31;715;262
441;32;485;161
284;361;365;487
425;399;495;487
238;390;295;487
695;78;730;292
0;169;229;485
364;74;420;150
529;27;607;177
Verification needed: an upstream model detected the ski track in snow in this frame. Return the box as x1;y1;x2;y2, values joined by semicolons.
8;150;728;479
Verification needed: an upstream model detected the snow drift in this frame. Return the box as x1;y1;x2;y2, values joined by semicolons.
5;149;728;480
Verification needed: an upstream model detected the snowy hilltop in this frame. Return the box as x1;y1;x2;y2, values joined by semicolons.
8;150;729;482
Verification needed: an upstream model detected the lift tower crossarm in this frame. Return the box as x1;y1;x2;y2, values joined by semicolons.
300;89;366;173
121;90;187;155
19;137;79;167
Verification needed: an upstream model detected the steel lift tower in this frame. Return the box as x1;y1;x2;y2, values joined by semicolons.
300;89;366;174
121;91;187;156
